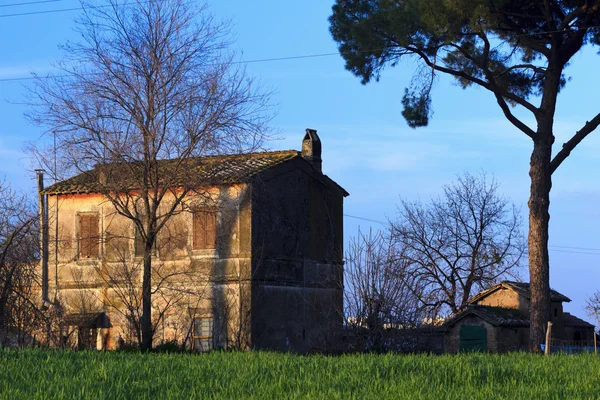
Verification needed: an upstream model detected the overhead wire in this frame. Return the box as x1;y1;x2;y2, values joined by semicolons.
343;214;600;256
0;0;63;8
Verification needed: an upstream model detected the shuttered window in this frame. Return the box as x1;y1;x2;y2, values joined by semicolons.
134;225;145;257
134;220;156;257
193;210;217;250
79;214;99;259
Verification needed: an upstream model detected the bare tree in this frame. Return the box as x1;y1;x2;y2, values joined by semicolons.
27;0;273;350
390;172;525;317
0;181;45;347
344;228;423;351
585;292;600;333
97;221;204;347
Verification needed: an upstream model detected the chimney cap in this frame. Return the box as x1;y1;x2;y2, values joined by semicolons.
35;169;46;174
303;128;320;141
301;128;322;173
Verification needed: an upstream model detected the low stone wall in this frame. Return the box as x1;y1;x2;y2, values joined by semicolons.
338;326;445;354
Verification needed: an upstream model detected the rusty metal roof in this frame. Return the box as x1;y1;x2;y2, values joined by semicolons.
43;150;348;195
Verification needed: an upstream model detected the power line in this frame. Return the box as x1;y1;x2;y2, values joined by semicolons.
0;5;80;17
242;52;338;64
0;0;63;8
0;0;160;18
549;244;600;252
344;214;386;225
0;52;343;83
343;214;600;255
549;248;600;257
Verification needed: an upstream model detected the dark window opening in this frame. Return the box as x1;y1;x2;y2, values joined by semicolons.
77;327;97;350
574;331;582;341
554;308;558;318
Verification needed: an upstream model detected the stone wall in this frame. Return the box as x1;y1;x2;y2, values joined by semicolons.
444;315;525;353
473;287;529;316
250;159;345;353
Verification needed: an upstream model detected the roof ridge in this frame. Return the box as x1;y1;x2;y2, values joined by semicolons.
41;149;306;195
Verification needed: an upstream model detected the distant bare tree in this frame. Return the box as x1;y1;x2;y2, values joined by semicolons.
585;292;600;333
27;0;273;350
344;228;423;351
389;172;525;317
0;181;45;347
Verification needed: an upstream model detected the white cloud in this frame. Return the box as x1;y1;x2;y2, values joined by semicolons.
0;62;56;80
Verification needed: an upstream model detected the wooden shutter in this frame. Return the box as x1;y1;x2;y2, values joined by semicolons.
193;211;217;250
79;214;99;259
89;215;99;258
134;225;145;257
79;215;90;258
206;212;217;249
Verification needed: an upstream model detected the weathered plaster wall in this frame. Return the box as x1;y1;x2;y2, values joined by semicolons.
473;288;530;316
45;184;254;349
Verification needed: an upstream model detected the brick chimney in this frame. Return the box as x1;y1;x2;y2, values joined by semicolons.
301;128;322;173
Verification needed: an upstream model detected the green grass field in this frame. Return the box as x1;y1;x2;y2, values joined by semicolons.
1;349;599;399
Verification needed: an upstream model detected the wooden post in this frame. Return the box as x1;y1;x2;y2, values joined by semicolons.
545;321;552;356
594;332;597;355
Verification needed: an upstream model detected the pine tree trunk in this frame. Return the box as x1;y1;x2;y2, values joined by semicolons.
141;237;153;350
528;138;553;353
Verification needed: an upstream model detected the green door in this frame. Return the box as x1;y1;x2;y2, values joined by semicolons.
460;324;487;352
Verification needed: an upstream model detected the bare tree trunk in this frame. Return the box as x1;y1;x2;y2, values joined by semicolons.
528;138;553;353
141;237;153;350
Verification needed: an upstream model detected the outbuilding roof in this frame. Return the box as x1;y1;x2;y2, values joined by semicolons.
42;150;348;196
468;281;571;304
445;305;530;328
563;312;595;328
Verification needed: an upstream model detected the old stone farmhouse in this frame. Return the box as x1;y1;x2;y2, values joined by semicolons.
37;129;348;352
444;281;595;353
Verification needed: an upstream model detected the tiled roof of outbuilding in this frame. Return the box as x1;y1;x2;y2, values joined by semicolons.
445;305;530;328
42;150;347;196
468;281;571;304
563;312;595;328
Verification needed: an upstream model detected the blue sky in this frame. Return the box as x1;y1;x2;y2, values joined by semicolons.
1;0;599;319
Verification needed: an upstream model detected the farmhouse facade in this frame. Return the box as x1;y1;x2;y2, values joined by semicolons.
444;281;595;353
37;129;348;352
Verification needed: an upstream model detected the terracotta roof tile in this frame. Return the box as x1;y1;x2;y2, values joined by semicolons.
43;150;301;195
563;312;595;328
468;280;571;304
445;305;530;328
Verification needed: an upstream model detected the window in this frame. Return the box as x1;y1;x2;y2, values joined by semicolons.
134;221;156;257
193;210;217;250
554;308;558;318
134;225;146;257
192;317;214;351
79;214;99;259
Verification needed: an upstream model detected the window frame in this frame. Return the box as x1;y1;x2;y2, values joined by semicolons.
192;316;214;352
77;212;100;260
192;208;218;251
133;220;157;259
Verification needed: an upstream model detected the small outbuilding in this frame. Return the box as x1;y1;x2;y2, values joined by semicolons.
444;281;596;353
